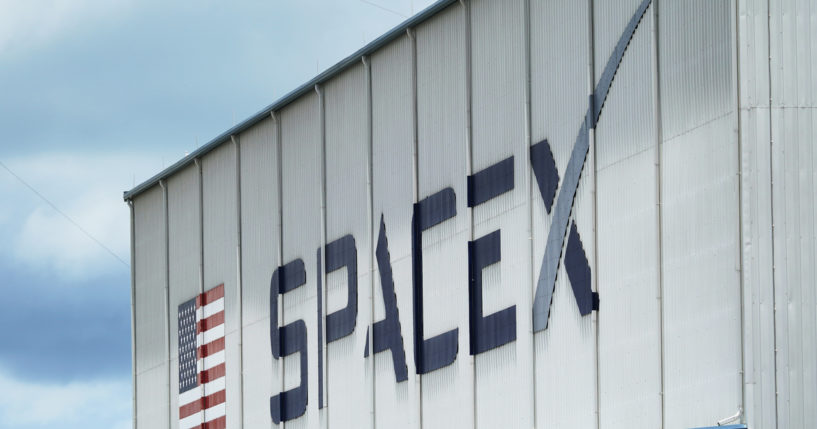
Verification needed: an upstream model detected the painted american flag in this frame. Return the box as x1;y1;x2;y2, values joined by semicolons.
178;284;226;429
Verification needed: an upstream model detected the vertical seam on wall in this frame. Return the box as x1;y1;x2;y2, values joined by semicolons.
461;1;476;428
587;0;600;427
273;110;285;429
161;180;171;429
197;158;204;298
316;83;329;425
766;0;780;424
129;201;137;429
650;2;667;428
408;26;422;429
522;0;535;427
362;55;376;429
233;136;245;428
734;0;749;422
196;157;204;427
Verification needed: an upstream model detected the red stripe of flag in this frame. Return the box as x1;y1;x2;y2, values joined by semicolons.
178;398;201;420
199;363;226;384
202;415;227;429
196;284;225;308
197;337;225;358
184;416;228;429
203;389;226;410
178;389;226;419
197;311;224;333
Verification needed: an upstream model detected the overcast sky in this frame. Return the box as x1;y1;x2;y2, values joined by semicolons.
0;1;434;427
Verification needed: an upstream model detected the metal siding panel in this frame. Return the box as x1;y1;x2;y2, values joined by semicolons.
134;185;168;374
802;107;817;428
370;36;418;429
769;0;816;109
533;190;597;429
594;3;656;169
324;64;371;429
768;1;817;426
134;185;169;428
240;117;279;324
660;120;742;428
805;107;817;428
530;0;590;152
168;165;202;360
281;93;321;429
787;106;811;428
469;1;532;429
470;0;526;177
371;36;414;259
242;321;273;428
738;107;777;429
658;1;743;427
530;0;597;428
738;0;771;108
415;5;472;429
771;104;799;428
595;10;662;429
417;4;467;206
737;0;776;426
167;164;200;429
593;0;644;94
659;0;734;141
202;143;240;425
203;143;239;333
137;365;171;429
770;106;791;429
225;330;242;427
169;357;179;429
239;116;279;429
771;107;817;428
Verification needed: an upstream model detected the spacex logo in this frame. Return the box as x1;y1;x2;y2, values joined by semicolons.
269;143;595;423
267;0;652;423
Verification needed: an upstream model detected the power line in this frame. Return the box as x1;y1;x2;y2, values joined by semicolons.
0;159;130;269
359;0;408;18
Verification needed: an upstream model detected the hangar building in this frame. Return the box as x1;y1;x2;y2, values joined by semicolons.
125;0;817;428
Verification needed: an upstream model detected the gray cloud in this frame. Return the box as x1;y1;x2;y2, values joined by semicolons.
0;259;131;382
0;0;433;157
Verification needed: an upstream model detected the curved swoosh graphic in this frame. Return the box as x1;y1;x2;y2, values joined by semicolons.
532;0;653;332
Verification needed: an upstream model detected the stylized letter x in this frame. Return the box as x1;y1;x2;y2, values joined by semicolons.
531;0;653;332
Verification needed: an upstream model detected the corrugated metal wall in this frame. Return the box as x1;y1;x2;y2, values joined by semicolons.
658;2;743;427
370;33;418;429
239;116;279;429
530;0;597;428
323;62;372;429
280;92;322;429
595;2;662;427
469;1;531;429
167;164;201;429
129;0;817;428
738;0;777;427
767;0;817;426
133;185;169;429
202;142;242;425
658;0;742;428
739;0;817;427
414;6;472;429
